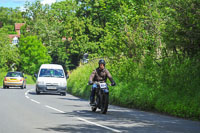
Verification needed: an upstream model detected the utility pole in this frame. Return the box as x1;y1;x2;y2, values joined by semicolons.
11;63;16;72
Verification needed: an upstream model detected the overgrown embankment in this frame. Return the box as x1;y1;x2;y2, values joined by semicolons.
67;56;200;120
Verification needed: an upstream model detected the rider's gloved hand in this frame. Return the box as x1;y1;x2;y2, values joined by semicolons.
111;81;116;86
88;81;93;85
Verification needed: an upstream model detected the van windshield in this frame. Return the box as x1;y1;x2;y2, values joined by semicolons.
39;69;64;78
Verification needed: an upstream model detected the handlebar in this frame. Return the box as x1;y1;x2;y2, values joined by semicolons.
88;81;113;86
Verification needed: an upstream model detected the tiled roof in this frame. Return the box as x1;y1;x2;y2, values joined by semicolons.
62;37;72;42
62;37;66;41
68;37;72;41
15;23;25;30
8;34;20;39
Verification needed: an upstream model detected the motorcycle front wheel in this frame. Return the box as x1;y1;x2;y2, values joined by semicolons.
100;93;109;114
91;97;98;112
91;106;97;112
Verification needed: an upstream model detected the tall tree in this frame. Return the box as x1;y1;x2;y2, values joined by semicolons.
23;0;71;70
161;0;200;56
0;7;24;26
0;28;19;71
18;35;51;74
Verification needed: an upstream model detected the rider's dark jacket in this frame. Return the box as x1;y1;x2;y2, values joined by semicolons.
89;68;114;82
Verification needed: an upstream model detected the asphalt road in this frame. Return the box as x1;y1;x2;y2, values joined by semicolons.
0;85;200;133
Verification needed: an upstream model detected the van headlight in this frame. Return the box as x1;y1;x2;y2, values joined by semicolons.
60;82;66;87
37;81;44;85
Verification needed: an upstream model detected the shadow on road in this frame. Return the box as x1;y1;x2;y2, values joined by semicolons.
57;98;200;133
37;124;112;133
61;108;200;133
0;87;25;90
28;91;61;96
26;87;200;133
59;97;88;102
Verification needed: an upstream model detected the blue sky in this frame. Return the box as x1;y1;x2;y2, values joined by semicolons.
0;0;60;9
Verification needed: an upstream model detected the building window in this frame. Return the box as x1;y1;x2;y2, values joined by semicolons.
12;36;19;45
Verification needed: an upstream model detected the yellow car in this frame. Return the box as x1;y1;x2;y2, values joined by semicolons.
3;71;27;89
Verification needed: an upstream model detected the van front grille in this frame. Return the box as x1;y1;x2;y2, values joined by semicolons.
46;83;58;86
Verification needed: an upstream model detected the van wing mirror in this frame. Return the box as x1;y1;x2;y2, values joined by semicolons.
34;73;38;78
66;75;69;79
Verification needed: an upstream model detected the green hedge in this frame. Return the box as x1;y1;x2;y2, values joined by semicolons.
67;63;95;98
67;56;200;120
0;72;7;86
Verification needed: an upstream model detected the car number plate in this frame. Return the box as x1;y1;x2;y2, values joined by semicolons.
47;86;57;89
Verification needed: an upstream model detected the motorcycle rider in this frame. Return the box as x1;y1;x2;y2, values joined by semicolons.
88;59;116;106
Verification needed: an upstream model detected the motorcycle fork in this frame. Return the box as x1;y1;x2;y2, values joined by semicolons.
95;88;101;108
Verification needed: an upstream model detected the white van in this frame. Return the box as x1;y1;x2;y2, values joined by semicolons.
35;64;68;95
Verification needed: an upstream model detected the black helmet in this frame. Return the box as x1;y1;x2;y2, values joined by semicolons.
99;59;105;66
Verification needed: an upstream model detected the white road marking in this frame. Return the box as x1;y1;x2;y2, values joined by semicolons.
25;88;121;132
30;99;40;104
45;105;65;113
25;90;30;99
76;117;122;133
25;89;31;96
44;105;121;132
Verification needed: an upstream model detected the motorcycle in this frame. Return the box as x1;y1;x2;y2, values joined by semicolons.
90;81;110;114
